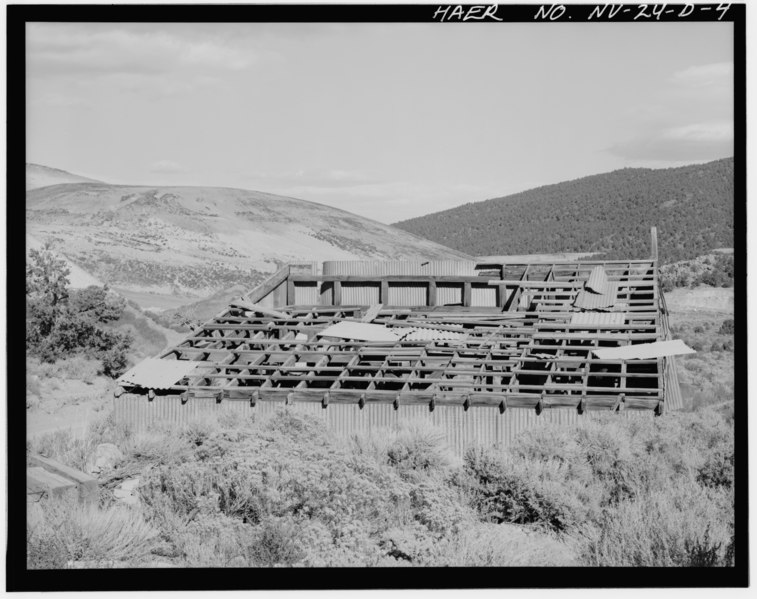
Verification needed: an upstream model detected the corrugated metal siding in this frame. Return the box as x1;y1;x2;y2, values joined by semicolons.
437;284;462;306
319;283;334;305
293;283;319;306
664;356;684;411
114;395;657;456
342;282;380;305
387;283;427;306
471;285;497;307
323;261;477;276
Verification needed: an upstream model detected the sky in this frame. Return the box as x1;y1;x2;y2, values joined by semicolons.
26;20;734;223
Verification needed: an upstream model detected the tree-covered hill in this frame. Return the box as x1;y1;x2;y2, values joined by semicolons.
395;158;734;264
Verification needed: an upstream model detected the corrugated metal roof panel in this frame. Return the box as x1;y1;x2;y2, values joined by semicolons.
570;312;625;326
593;340;695;360
585;265;609;294
118;359;203;390
399;327;468;341
573;282;618;310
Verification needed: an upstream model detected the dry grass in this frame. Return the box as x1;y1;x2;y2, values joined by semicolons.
433;522;577;567
580;480;734;567
27;495;160;569
28;355;101;384
348;420;459;480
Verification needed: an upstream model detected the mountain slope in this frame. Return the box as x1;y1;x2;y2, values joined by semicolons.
26;163;102;190
27;180;470;310
394;158;734;264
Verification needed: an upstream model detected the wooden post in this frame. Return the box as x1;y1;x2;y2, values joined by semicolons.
286;279;295;306
428;281;437;307
333;281;342;306
380;280;389;305
650;226;658;262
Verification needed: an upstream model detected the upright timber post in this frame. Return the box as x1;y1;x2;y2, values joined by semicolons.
650;226;658;262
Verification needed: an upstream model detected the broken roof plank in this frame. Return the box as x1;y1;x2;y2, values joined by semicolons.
592;340;696;360
361;304;384;322
318;321;401;342
228;300;291;320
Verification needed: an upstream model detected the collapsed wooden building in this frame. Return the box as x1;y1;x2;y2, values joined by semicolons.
115;233;693;452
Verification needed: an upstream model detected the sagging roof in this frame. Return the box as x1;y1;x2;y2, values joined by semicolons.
117;257;690;414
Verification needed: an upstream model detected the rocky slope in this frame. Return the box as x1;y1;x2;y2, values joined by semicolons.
27;170;470;310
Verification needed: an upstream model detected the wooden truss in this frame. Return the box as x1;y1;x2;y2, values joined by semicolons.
121;254;676;415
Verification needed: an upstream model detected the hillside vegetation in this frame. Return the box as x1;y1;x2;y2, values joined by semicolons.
660;252;734;291
395;158;734;264
27;176;469;311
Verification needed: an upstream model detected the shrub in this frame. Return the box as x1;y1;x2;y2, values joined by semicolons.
247;515;307;567
409;479;475;534
350;421;456;481
27;495;159;569
718;319;735;335
32;355;101;384
430;522;577;567
26;245;132;377
385;422;456;480
580;480;734;567
463;447;591;532
29;412;133;472
29;406;734;568
100;344;131;378
140;412;411;532
697;444;734;490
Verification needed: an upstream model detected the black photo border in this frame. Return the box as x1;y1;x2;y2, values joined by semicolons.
6;3;748;591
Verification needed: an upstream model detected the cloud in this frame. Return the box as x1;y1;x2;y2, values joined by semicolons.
662;121;733;143
607;120;733;163
607;60;733;164
30;92;91;109
672;62;733;88
150;160;188;174
27;24;259;78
